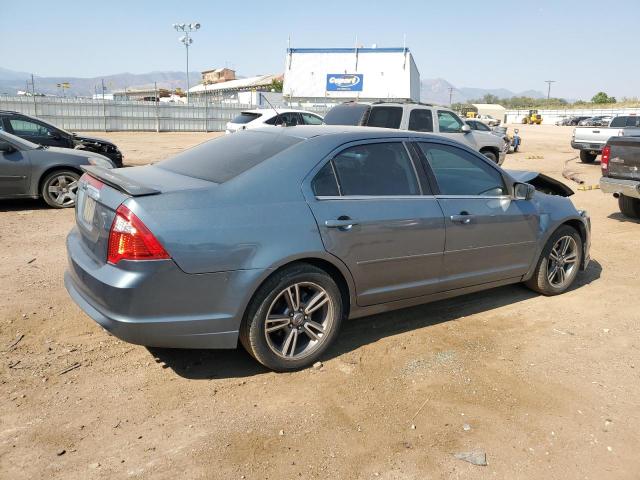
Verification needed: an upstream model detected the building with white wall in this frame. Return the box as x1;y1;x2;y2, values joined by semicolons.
283;47;420;104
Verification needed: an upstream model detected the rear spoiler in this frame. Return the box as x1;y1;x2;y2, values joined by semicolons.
81;166;160;196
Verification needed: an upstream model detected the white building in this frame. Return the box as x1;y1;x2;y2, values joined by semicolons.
283;47;420;104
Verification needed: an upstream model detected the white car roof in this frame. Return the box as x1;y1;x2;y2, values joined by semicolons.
240;108;321;115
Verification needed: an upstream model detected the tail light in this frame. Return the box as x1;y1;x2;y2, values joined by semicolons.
601;145;611;175
107;204;170;264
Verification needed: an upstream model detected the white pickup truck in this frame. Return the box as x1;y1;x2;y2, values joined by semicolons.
572;115;640;163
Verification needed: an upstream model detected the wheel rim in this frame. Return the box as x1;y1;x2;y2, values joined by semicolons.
48;174;78;206
547;235;579;288
264;282;335;360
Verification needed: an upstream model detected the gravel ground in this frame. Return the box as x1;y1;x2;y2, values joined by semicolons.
0;125;638;479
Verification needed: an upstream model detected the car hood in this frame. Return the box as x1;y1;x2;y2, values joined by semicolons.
506;170;574;197
44;146;112;163
73;134;117;148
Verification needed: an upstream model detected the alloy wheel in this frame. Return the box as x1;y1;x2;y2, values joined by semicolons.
547;235;578;288
264;282;335;359
48;174;78;207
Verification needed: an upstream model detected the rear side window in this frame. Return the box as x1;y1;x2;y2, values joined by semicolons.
323;104;369;126
332;143;419;196
301;113;324;125
418;143;506;196
312;162;339;196
609;116;640;128
437;111;464;133
158;131;302;183
408;109;434;132
231;112;261;124
366;107;403;129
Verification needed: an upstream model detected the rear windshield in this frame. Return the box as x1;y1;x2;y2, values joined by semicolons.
158;131;302;183
366;107;403;129
231;112;262;124
609;116;639;128
323;104;369;126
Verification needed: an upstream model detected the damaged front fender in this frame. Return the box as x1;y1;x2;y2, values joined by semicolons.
506;170;574;197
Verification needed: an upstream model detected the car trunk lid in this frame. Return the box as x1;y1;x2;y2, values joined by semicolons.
75;166;213;265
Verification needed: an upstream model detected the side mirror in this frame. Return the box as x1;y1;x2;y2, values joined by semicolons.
514;182;535;200
0;141;16;153
461;124;471;134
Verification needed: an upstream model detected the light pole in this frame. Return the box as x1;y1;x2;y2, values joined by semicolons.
173;22;200;104
545;80;556;100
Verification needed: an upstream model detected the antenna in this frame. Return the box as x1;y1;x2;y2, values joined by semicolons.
261;93;283;126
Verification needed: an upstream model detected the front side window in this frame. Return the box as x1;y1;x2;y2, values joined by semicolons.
365;107;403;129
408;109;434;132
301;113;323;125
332;143;419;196
474;121;491;131
418;143;506;196
437;111;464;133
9;118;51;136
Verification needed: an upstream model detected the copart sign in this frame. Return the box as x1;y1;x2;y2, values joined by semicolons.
326;74;364;92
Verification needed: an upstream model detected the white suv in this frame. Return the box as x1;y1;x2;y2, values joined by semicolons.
226;109;324;134
324;102;508;164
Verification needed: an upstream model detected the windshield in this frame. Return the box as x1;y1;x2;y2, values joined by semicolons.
158;130;303;183
0;130;41;150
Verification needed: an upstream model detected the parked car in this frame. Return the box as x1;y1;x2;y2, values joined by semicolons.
0;130;114;208
323;102;509;164
474;114;501;126
225;108;324;134
560;116;590;126
465;119;492;132
572;115;640;163
65;126;591;371
0;111;123;167
579;116;613;127
600;136;640;219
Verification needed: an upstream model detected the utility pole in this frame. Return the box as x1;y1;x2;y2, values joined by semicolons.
30;74;37;116
101;79;107;132
154;81;160;133
173;22;201;104
545;80;556;100
448;87;454;106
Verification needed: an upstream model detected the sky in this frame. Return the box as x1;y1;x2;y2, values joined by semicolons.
1;0;638;100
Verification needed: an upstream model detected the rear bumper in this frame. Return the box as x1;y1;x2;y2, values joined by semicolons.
64;228;266;349
571;141;603;153
600;176;640;199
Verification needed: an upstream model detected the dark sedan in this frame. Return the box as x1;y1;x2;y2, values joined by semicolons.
0;130;114;207
65;126;591;371
0;111;123;167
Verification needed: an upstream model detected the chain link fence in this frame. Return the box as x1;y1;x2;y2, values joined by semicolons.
0;96;328;132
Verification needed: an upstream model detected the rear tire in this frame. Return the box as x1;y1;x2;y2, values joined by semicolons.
618;195;640;219
240;264;343;372
41;169;80;208
481;150;498;163
579;151;597;163
525;226;583;296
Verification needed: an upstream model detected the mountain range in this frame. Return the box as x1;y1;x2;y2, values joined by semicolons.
0;67;546;103
420;78;545;105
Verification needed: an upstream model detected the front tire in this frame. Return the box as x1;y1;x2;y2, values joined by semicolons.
579;151;597;163
481;150;498;163
240;264;343;371
41;170;80;208
525;226;583;296
618;195;640;219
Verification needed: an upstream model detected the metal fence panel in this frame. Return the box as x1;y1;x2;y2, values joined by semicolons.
0;96;329;132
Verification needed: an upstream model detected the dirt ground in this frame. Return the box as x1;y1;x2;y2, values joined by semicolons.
1;125;639;479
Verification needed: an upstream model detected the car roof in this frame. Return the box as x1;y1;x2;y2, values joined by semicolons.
240;108;321;115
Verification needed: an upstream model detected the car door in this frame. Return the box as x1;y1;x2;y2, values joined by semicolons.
305;140;445;306
7;116;69;148
435;110;478;150
415;141;539;290
0;139;30;196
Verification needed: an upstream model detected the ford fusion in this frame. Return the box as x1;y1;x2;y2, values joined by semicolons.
65;126;590;371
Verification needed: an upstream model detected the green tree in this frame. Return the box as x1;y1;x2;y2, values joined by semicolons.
270;79;283;93
591;92;616;104
480;93;499;104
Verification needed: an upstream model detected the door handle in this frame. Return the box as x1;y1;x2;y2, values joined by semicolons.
450;214;473;224
325;217;358;229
